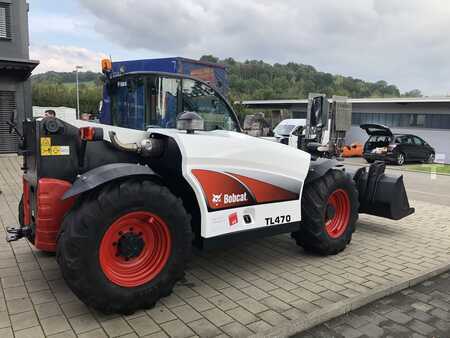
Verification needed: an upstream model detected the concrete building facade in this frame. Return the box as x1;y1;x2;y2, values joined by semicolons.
241;97;450;163
0;0;38;153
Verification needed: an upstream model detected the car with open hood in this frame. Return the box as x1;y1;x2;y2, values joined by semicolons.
361;124;435;165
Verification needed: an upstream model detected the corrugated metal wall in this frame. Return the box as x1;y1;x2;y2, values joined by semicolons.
0;90;18;153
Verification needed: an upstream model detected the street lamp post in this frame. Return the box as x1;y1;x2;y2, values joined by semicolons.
75;65;83;119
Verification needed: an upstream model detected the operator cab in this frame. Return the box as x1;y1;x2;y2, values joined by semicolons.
106;72;240;132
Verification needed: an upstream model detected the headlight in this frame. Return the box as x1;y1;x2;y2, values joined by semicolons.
388;144;397;151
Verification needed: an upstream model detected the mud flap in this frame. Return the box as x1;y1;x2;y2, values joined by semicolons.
352;161;414;220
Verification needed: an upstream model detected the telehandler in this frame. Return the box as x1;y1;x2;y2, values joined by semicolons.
6;64;413;314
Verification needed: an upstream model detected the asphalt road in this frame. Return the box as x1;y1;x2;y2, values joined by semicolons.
343;159;450;207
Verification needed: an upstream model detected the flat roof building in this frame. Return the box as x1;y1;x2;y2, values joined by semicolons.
0;0;38;153
240;97;450;163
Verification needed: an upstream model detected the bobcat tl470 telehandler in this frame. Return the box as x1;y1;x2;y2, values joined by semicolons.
6;66;414;314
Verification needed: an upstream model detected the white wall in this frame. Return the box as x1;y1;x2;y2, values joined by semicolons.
32;106;77;122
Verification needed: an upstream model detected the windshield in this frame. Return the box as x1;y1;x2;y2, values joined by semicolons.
109;74;238;131
274;124;296;136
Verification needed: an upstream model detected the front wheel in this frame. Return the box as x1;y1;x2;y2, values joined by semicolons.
57;179;192;314
396;152;406;166
292;170;359;255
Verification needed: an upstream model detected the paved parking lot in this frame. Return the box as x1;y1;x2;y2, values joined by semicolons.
294;272;450;338
0;155;450;337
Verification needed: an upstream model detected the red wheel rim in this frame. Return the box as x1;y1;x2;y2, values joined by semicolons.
99;211;171;287
325;189;351;239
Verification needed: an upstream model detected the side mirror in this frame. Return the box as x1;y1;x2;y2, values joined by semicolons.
307;94;328;129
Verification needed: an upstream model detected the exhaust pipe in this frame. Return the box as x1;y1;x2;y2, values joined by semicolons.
108;131;164;157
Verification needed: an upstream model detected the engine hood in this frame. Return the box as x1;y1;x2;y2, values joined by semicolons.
152;129;311;183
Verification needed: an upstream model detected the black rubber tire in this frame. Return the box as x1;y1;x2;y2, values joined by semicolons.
18;195;24;227
292;169;359;255
56;179;192;314
426;153;435;164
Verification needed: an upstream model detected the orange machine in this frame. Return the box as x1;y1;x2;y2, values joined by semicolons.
341;143;363;157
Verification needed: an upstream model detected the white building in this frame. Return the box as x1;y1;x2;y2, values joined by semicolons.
241;97;450;163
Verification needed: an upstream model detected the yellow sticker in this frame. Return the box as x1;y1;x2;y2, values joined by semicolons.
40;137;51;147
51;146;61;155
50;146;70;156
41;146;52;156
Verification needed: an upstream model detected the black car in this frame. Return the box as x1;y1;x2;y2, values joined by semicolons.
361;124;435;165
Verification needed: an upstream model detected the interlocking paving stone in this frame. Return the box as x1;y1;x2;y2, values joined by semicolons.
6;297;33;314
68;313;101;334
187;318;222;337
40;315;72;336
100;317;133;337
2;155;450;337
170;304;203;323
14;325;45;338
160;319;195;338
226;306;258;325
77;328;108;338
126;315;160;336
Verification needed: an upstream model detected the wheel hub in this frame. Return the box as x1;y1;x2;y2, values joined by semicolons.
116;231;145;260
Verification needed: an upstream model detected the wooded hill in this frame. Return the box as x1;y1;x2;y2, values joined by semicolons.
31;56;422;114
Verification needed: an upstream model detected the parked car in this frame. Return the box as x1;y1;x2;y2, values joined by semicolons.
361;124;435;165
273;119;306;145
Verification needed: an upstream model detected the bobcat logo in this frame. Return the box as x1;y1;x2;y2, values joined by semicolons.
212;194;222;206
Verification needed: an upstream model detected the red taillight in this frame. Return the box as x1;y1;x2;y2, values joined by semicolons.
80;127;95;141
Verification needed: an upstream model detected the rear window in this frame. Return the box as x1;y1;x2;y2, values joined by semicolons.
368;135;391;143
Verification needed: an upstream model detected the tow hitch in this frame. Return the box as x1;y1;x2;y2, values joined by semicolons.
6;226;32;242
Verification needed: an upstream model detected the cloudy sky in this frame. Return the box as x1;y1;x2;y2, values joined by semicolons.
29;0;450;95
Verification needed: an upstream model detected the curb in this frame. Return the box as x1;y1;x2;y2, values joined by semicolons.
252;262;450;338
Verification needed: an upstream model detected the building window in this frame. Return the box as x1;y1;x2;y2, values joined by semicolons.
352;112;450;130
0;2;11;40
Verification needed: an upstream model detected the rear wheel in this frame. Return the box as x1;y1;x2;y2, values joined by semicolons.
57;179;192;314
426;153;435;164
292;170;359;255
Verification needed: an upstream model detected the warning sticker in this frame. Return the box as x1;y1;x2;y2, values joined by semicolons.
40;137;51;147
41;146;52;156
40;136;70;156
50;146;70;156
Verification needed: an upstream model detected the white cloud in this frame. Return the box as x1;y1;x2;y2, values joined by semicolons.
30;45;107;73
77;0;450;94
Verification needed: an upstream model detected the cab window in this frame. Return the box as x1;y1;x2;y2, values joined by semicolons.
110;75;238;131
181;79;237;131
